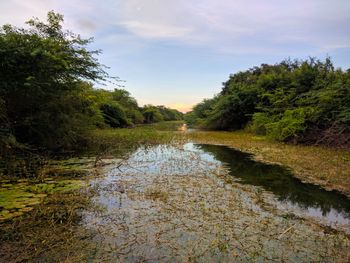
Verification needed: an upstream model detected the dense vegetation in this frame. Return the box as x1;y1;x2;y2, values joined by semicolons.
186;58;350;147
0;12;182;154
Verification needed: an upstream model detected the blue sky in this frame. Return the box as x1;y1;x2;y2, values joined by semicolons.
1;0;350;112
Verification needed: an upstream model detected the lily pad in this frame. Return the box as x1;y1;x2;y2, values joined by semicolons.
0;178;84;221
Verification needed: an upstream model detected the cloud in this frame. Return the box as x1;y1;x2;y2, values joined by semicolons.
0;0;52;26
76;18;97;32
120;20;193;39
100;0;349;55
2;0;349;55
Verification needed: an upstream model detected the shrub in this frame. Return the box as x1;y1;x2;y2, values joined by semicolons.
266;108;307;141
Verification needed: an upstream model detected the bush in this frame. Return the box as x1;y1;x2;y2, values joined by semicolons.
250;112;271;135
266;109;307;141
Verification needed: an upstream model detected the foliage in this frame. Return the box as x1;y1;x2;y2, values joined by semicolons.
156;106;183;121
142;105;183;124
142;106;164;124
0;12;108;151
184;98;216;128
187;58;350;147
100;103;129;128
265;108;307;141
0;12;183;154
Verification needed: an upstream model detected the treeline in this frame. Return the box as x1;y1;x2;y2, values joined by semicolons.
0;12;182;154
186;58;350;147
91;88;183;128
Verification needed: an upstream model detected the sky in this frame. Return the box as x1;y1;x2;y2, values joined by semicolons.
1;1;350;112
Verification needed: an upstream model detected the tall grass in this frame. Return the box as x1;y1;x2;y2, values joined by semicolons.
84;121;184;156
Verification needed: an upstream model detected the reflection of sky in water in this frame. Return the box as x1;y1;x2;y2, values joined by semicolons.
194;144;350;229
94;143;350;231
83;143;350;261
112;143;221;177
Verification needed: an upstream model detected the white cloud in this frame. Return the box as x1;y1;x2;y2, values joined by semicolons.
2;0;349;54
120;20;193;39
0;0;52;26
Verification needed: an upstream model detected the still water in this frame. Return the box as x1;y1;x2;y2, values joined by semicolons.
195;144;350;228
83;142;350;261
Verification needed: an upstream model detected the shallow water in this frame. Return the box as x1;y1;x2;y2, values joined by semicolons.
196;144;350;228
83;143;350;262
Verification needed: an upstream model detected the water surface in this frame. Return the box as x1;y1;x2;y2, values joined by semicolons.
196;144;350;228
83;143;350;262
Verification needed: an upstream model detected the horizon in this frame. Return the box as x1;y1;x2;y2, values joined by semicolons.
1;0;350;113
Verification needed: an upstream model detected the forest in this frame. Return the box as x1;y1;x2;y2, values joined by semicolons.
0;12;182;155
186;58;350;147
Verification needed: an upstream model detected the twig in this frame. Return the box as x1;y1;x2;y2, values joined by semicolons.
278;224;296;239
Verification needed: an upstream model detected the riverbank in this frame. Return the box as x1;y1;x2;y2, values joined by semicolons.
187;130;350;197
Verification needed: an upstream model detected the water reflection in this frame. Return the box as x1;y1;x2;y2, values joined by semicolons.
195;144;350;226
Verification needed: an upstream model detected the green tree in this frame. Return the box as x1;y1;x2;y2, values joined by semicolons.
189;58;350;146
100;103;129;128
0;11;109;150
142;106;164;123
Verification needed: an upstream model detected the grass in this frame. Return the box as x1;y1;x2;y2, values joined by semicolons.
84;121;184;156
0;188;94;263
187;130;350;197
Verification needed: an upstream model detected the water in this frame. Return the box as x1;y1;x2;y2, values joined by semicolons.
83;143;350;261
195;144;350;228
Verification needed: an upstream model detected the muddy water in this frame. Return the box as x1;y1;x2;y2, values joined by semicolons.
83;143;350;262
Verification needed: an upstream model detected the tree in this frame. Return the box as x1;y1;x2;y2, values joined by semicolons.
142;106;164;124
0;11;109;150
100;103;129;128
188;58;350;147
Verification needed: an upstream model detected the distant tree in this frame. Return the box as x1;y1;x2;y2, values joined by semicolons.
142;106;164;124
111;89;144;124
100;103;129;128
156;106;183;121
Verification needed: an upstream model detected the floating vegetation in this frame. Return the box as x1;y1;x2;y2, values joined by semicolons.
0;156;95;222
83;143;350;262
0;178;84;221
43;157;95;177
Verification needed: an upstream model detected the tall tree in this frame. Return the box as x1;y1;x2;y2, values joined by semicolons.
0;11;109;150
